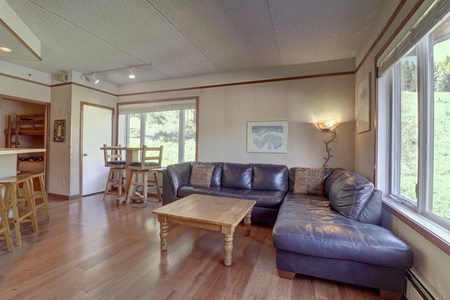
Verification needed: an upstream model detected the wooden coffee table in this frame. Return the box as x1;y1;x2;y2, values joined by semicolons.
152;194;256;266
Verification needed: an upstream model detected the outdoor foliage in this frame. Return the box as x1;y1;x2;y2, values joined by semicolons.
400;55;450;220
127;109;196;166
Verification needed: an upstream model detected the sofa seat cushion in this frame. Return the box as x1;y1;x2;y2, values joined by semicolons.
272;193;414;269
177;186;284;208
243;190;286;209
178;186;251;199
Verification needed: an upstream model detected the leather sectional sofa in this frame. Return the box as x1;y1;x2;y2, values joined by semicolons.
162;162;413;299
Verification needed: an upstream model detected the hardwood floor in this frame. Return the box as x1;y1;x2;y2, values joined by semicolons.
0;194;386;300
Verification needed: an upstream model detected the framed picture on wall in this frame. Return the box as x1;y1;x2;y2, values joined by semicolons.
53;119;65;142
356;73;371;133
247;121;288;153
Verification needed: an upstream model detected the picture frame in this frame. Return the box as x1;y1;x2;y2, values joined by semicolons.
53;119;65;142
247;121;288;153
356;73;371;133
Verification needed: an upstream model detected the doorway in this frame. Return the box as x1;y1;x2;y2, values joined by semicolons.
81;103;114;196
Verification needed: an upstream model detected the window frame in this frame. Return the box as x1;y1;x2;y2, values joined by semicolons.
385;31;450;231
117;97;199;166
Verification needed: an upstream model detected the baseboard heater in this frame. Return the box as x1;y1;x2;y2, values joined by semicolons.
407;268;444;300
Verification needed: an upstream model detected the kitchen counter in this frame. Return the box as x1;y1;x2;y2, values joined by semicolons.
0;148;46;179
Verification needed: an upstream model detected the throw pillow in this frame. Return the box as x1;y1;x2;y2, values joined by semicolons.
293;167;325;195
189;164;214;188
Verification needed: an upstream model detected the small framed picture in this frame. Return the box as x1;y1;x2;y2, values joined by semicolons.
53;119;65;142
247;121;288;153
356;73;371;133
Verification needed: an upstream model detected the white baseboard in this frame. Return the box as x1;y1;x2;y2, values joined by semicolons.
406;268;444;300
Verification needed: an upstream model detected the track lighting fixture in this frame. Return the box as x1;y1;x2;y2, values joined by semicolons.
81;73;100;84
92;73;99;84
129;67;135;79
82;63;151;84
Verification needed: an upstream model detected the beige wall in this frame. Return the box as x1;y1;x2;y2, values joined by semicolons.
49;85;72;196
119;67;355;170
0;61;50;102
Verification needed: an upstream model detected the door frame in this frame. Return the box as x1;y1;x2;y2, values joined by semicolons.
79;101;115;196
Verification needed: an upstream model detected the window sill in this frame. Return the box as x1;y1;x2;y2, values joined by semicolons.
382;198;450;256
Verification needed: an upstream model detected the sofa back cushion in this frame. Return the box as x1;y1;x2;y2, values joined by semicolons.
191;162;223;187
324;168;347;198
252;163;288;192
222;163;253;189
166;162;192;197
357;189;382;225
328;171;377;223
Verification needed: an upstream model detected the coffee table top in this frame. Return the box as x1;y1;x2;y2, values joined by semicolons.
153;194;256;227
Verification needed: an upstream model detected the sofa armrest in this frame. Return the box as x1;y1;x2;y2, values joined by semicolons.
162;162;191;205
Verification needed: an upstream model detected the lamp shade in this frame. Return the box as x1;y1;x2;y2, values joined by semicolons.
315;120;339;131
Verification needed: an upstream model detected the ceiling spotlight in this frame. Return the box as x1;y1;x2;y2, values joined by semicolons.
0;46;13;53
92;73;99;84
82;73;100;84
129;67;135;79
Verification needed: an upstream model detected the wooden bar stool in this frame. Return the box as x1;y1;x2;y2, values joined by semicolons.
22;173;50;220
127;145;163;206
0;184;14;252
102;145;126;203
0;175;38;246
147;168;164;202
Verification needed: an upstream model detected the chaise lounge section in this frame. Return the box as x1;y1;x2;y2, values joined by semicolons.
272;168;414;299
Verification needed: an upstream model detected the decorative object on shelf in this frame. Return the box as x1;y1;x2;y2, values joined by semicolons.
53;119;65;142
356;72;370;133
315;120;339;167
247;121;288;153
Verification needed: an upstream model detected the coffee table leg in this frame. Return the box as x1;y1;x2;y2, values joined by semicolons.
244;210;252;236
222;226;235;267
159;219;168;251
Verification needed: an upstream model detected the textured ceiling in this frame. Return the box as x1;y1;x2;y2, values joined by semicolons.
1;0;389;86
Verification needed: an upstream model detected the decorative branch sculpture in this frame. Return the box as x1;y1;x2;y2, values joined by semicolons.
314;120;339;168
322;130;337;167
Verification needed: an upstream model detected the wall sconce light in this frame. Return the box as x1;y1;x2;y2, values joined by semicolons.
315;120;339;167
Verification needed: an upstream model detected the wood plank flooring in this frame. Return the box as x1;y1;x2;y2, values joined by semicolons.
0;193;386;300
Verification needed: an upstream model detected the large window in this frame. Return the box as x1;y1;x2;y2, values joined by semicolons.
118;99;197;166
382;13;450;229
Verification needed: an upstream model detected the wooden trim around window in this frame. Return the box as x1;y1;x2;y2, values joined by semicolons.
383;199;450;256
